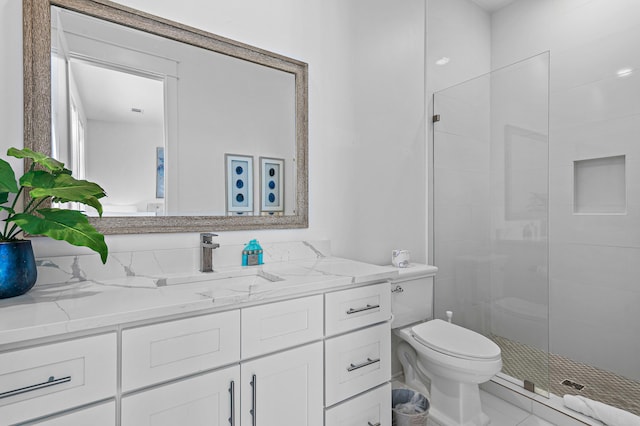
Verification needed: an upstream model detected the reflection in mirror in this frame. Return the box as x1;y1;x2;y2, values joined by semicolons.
51;4;296;218
25;0;308;233
57;59;166;216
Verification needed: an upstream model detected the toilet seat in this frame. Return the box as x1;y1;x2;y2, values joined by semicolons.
411;319;501;361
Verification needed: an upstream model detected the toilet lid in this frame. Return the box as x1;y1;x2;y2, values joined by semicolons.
411;319;501;361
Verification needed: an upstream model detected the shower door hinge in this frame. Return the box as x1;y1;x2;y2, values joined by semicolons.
524;380;535;393
432;114;441;123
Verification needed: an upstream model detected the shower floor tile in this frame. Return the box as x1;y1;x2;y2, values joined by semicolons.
492;335;640;417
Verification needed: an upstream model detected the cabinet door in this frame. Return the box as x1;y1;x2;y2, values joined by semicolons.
121;365;240;426
241;342;323;426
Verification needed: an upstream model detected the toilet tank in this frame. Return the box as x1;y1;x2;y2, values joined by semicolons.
390;264;438;328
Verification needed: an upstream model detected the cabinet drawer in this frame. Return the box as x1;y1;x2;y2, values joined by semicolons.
241;295;323;358
122;310;240;391
122;365;240;426
325;283;391;336
27;400;116;426
325;323;391;406
0;333;116;425
325;383;392;426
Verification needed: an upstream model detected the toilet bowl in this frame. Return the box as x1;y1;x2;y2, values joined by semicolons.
396;320;502;426
390;265;502;426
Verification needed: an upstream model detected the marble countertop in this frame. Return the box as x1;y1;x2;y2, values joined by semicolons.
0;256;399;347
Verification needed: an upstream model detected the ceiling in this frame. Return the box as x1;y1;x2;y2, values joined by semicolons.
70;60;164;126
470;0;518;12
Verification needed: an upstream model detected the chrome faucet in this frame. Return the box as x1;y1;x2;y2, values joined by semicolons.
200;233;220;272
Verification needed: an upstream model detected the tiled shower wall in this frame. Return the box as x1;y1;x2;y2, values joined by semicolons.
492;0;640;381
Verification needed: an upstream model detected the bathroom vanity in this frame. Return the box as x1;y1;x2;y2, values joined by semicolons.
0;242;395;426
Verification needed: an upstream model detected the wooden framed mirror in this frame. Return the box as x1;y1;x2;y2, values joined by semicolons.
23;0;308;234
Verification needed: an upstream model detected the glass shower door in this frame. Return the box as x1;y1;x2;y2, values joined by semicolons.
432;52;550;395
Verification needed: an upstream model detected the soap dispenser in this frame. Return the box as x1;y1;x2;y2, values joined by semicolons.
242;239;264;266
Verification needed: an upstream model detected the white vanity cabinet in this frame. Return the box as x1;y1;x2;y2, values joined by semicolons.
0;333;117;425
324;283;392;426
120;294;324;426
240;295;324;426
120;310;241;425
1;269;395;425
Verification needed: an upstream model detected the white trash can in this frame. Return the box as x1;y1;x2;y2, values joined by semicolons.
392;388;430;426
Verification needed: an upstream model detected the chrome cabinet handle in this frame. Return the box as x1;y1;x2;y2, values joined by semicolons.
228;380;235;426
346;304;380;315
250;374;257;426
0;375;71;400
347;357;380;372
368;422;381;426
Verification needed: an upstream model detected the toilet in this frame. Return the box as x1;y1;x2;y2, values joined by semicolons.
391;264;502;426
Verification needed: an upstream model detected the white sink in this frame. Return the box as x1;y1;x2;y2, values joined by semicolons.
155;269;283;287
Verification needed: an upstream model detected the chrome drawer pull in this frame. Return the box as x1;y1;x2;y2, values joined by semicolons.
0;375;71;400
347;357;380;372
250;374;257;426
368;422;381;426
228;380;235;426
346;304;380;315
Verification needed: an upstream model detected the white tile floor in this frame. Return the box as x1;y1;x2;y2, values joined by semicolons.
394;377;600;426
422;390;575;425
480;390;555;426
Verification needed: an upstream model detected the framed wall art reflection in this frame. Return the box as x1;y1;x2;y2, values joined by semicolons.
156;147;164;199
259;157;284;215
225;154;254;215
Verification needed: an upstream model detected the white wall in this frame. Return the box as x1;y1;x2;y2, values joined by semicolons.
427;0;492;94
0;0;426;266
492;0;640;381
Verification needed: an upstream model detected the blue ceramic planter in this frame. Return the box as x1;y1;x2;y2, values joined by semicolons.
0;240;37;299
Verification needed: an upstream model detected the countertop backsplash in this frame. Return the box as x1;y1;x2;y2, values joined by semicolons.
33;240;333;287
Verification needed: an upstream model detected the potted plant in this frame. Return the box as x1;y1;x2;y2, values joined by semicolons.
0;147;108;299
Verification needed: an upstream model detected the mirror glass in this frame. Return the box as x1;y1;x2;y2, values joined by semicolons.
25;0;308;233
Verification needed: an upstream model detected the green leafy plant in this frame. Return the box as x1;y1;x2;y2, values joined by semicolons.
0;147;108;263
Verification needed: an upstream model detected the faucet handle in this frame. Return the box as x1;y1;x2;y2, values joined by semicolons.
200;232;218;242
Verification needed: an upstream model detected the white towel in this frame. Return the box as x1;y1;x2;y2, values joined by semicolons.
563;394;640;426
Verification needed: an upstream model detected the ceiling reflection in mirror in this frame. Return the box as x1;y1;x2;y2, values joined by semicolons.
51;5;297;218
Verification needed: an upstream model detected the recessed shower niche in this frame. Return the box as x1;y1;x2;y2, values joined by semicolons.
573;155;626;214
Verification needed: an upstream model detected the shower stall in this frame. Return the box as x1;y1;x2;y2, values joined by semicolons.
431;50;640;416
